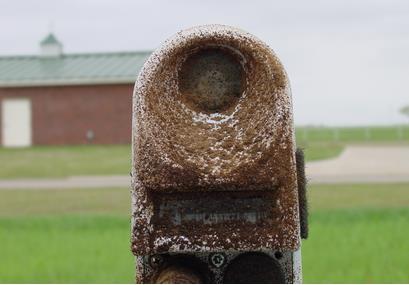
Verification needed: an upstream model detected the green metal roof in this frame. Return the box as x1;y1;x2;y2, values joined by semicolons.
40;33;61;45
0;51;151;87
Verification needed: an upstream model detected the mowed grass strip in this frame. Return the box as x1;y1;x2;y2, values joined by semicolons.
0;210;408;283
0;216;134;283
296;125;409;143
299;143;344;161
1;184;408;216
0;145;131;179
309;183;409;210
0;125;408;179
0;188;130;217
303;208;409;283
0;143;344;179
0;184;408;282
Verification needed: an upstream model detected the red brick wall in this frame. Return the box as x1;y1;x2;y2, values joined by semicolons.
0;84;133;145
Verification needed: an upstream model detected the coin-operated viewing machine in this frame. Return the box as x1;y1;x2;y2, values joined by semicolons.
131;25;308;283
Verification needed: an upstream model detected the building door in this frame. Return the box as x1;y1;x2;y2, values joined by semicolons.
1;98;32;147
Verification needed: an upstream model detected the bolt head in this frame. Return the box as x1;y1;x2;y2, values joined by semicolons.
209;253;226;268
149;255;163;268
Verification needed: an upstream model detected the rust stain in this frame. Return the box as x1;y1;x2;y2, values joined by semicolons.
154;266;203;284
131;24;300;258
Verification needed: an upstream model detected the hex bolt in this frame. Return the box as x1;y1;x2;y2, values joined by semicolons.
274;251;283;260
149;255;163;268
209;253;226;268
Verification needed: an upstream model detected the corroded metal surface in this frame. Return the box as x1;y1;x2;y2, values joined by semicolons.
131;24;300;256
132;24;296;194
223;252;285;283
155;266;203;284
135;250;297;284
131;24;302;283
178;47;244;113
296;149;308;239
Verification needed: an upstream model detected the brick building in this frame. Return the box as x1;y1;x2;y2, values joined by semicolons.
0;34;150;146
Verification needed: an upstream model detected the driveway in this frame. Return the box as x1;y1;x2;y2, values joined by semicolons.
1;145;409;189
306;145;409;183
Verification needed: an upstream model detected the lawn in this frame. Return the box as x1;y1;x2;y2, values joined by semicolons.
296;125;409;143
0;184;408;283
0;145;131;179
0;143;342;178
0;125;408;179
0;216;134;283
303;208;409;283
300;143;343;161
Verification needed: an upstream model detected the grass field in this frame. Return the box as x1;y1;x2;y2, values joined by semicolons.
1;184;408;283
296;125;409;143
0;125;408;179
0;145;131;179
301;143;344;161
0;143;340;178
0;125;408;283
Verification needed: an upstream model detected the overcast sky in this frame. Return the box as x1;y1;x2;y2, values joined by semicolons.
1;0;408;126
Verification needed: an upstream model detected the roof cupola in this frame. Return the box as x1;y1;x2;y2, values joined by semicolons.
40;33;63;57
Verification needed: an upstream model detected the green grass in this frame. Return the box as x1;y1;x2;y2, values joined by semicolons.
0;210;408;283
0;184;408;283
0;142;345;179
300;143;344;161
0;188;129;217
1;184;408;217
0;216;134;283
296;125;409;143
0;143;342;178
295;125;409;162
0;145;131;179
303;208;409;283
309;183;409;210
0;125;408;179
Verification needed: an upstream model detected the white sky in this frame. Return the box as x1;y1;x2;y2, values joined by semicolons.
1;0;408;126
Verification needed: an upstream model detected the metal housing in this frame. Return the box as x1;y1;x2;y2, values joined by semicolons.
131;24;302;283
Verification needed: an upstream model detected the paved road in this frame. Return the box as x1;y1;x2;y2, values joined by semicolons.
306;145;409;184
0;145;408;189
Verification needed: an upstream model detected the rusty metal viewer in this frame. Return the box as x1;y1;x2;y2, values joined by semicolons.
131;24;308;283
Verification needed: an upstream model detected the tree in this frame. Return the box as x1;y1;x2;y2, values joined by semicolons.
400;105;409;119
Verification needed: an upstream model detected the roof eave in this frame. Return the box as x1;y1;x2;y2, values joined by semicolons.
0;77;136;88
